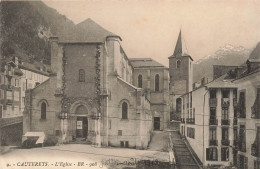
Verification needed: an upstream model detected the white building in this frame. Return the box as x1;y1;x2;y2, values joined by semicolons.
19;60;50;112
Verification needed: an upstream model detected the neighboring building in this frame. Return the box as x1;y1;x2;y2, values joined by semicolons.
233;42;260;169
19;60;50;112
180;75;237;167
179;42;260;168
23;18;154;149
0;57;23;146
169;30;193;123
130;58;169;130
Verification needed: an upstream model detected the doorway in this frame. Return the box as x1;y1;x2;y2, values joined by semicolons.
76;117;88;138
154;117;160;130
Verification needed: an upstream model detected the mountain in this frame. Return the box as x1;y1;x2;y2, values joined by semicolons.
0;1;76;64
193;44;251;82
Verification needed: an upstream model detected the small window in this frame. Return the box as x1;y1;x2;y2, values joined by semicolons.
118;130;122;136
138;74;142;88
177;60;181;68
79;69;85;82
122;102;128;119
155;74;159;92
41;102;46;119
56;130;60;136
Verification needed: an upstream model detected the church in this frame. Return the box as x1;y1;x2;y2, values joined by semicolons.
23;18;170;149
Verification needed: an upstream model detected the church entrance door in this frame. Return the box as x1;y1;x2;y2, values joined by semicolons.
76;117;88;138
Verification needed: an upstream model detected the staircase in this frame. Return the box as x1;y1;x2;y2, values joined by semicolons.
170;131;202;169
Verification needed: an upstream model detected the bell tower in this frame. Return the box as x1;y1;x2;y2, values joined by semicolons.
169;30;193;95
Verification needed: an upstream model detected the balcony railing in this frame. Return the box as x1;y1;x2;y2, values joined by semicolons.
251;143;260;158
221;119;230;125
186;118;195;124
209;98;217;107
221;139;230;146
209;140;218;146
209;119;218;125
222;98;230;107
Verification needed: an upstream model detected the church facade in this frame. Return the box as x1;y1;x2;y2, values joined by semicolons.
23;19;169;149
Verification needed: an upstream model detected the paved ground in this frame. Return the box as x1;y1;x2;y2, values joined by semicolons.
148;131;170;152
0;131;201;169
170;131;201;169
0;144;170;169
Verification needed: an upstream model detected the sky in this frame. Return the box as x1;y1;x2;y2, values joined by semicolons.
42;0;260;66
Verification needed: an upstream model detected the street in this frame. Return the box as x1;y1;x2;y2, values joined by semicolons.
0;143;171;169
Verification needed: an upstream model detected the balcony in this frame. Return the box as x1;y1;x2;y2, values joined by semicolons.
221;139;230;146
221;119;230;125
209;140;218;146
209;98;217;107
209;119;218;125
222;98;230;108
251;143;260;158
186;118;195;124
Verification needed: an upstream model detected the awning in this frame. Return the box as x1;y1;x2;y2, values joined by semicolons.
23;132;45;144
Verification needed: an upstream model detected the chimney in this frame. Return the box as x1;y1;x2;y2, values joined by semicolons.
201;77;205;86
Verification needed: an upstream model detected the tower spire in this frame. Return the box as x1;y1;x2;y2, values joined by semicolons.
173;30;182;57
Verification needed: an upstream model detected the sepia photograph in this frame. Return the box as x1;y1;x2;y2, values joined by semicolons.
0;0;259;168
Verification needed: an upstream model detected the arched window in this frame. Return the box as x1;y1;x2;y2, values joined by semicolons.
122;102;128;119
41;102;46;119
79;69;85;82
138;74;142;88
155;74;159;92
177;60;181;68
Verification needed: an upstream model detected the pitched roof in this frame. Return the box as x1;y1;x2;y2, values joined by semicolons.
169;30;193;61
59;18;121;43
129;58;167;68
173;30;183;56
205;74;237;89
